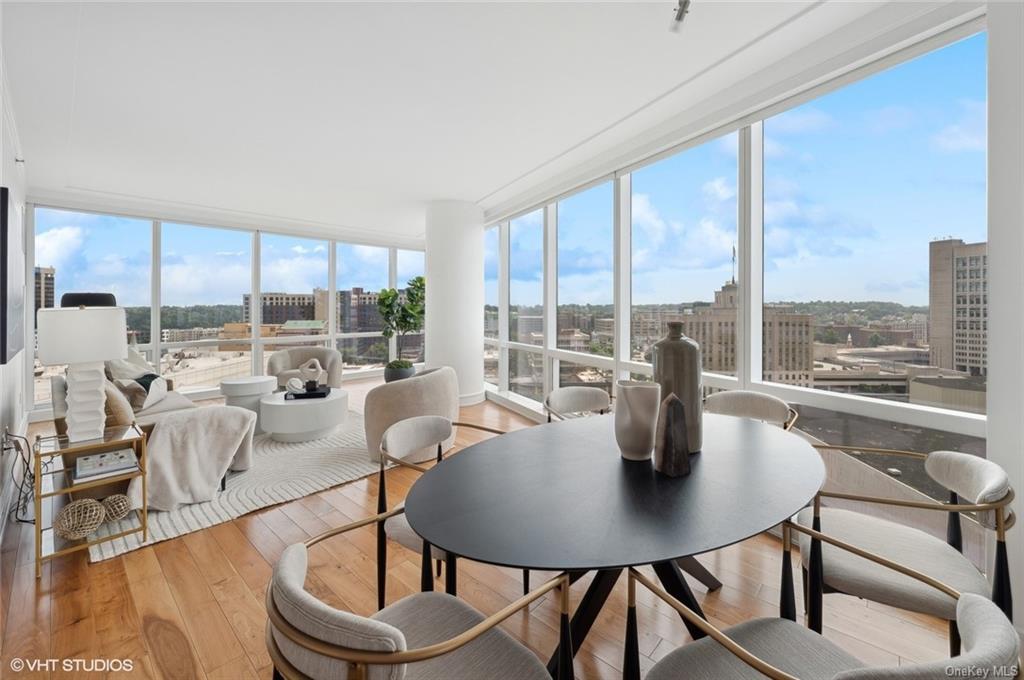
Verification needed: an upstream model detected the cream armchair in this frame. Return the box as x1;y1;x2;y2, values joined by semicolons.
266;347;343;389
363;366;459;463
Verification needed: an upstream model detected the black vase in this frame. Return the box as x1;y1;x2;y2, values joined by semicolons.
654;394;691;477
652;321;702;454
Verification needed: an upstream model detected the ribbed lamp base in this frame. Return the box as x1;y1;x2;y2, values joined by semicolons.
65;362;107;442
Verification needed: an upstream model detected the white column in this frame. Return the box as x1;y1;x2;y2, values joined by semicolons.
425;200;485;405
987;2;1024;627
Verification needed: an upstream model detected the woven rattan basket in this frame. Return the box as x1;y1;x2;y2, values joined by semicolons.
54;499;106;540
101;494;132;522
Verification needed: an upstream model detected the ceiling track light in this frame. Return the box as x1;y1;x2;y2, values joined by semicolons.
672;0;691;32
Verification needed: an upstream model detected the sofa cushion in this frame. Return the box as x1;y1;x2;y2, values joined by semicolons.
103;381;135;427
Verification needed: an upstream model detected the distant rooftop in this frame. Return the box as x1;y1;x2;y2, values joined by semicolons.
911;375;987;393
280;319;328;330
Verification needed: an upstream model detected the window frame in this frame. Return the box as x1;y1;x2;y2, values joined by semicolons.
482;20;988;439
26;205;424;416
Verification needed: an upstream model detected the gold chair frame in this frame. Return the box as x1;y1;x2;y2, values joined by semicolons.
266;509;574;680
802;443;1014;653
622;520;971;680
375;420;508;607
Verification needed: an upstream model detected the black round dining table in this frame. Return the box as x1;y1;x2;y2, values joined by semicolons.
404;413;824;674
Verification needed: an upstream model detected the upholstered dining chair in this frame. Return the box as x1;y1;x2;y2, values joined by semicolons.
544;386;611;422
621;519;1019;680
266;512;574;680
794;446;1013;656
703;390;798;430
375;415;506;610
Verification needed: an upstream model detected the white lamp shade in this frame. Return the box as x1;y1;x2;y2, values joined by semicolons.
37;306;129;365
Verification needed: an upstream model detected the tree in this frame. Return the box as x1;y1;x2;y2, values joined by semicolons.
378;276;425;369
868;333;884;347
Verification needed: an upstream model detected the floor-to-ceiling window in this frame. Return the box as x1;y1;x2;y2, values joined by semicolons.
508;210;544;400
631;132;739;375
32;208;152;405
258;234;330;372
762;32;987;415
396;249;426;363
160;223;253;391
483;226;500;386
336;243;389;373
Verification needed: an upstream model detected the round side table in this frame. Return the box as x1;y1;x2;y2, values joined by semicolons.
220;376;278;434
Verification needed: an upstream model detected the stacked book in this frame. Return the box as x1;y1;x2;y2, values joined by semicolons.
71;449;138;484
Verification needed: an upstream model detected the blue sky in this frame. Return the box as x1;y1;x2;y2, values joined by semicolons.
487;31;987;308
35;209;422;308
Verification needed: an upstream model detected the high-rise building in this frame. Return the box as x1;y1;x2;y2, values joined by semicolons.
243;292;318;325
929;239;987;375
34;266;54;315
679;281;814;386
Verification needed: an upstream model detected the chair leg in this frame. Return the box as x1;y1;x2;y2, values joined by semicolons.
993;538;1013;621
421;541;434;592
272;667;285;680
523;568;530;596
220;475;226;492
780;546;796;621
445;553;458;596
376;521;387;610
623;582;641;680
808;509;825;634
436;559;442;579
949;619;961;657
802;567;809;615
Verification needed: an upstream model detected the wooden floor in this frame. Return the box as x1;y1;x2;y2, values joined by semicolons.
0;377;948;679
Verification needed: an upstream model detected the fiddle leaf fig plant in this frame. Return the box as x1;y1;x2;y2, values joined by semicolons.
378;276;425;369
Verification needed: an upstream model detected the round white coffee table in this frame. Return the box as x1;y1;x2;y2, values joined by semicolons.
220;376;278;434
259;390;349;442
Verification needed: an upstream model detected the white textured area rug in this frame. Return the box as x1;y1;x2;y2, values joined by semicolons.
88;410;375;562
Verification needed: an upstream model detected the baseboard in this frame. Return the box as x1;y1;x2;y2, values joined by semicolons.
484;390;546;423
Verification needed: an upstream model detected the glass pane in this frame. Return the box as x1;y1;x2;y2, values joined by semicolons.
336;243;388;333
484;227;499;339
631;132;739;373
558;360;614;397
509;348;543;402
396;249;424;283
762;33;987;415
161;223;251;348
337;336;388;373
160;345;252;392
557;182;614;356
34;208;152;405
398;332;424;363
509;210;544;345
484;344;499;386
259;234;329;336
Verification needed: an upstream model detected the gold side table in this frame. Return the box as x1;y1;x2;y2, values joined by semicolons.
33;424;147;577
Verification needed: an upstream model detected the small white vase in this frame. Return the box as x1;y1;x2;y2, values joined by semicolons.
614;380;662;461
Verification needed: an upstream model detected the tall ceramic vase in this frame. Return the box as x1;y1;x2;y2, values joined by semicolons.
652;321;703;454
614;380;661;461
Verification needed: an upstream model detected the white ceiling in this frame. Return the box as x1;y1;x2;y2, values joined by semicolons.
2;1;972;245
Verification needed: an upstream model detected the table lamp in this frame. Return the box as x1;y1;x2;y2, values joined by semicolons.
37;306;128;442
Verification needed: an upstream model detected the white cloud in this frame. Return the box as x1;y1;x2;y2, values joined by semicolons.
35;226;84;270
631;194;668;246
932;99;985;152
702;177;735;204
290;244;327;255
763;137;789;159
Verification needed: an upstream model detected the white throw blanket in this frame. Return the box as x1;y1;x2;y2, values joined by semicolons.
129;405;256;511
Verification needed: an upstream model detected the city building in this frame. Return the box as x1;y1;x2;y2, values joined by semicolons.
161;327;222;343
34;265;54;315
243;292;317;325
929;239;987;376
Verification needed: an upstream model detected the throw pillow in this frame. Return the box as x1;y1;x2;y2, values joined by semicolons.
104;382;135;427
105;347;155;381
114;374;168;412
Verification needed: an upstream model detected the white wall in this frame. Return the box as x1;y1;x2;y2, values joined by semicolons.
0;0;29;549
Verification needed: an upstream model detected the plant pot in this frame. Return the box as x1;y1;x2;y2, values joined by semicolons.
384;366;416;383
614;380;661;461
